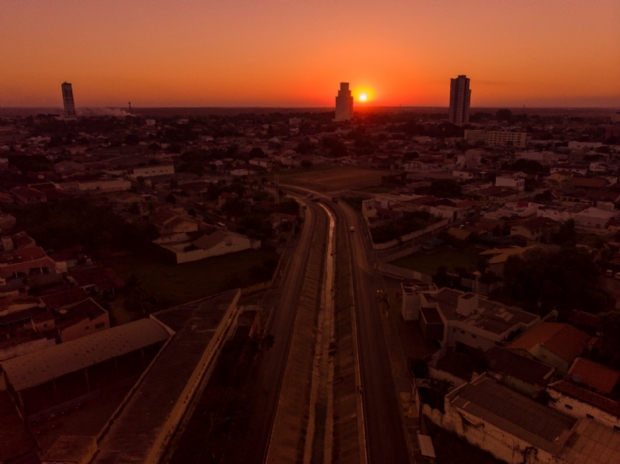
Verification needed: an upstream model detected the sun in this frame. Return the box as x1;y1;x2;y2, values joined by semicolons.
359;93;368;102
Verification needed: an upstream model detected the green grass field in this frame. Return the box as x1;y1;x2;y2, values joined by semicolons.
103;246;279;309
390;246;483;276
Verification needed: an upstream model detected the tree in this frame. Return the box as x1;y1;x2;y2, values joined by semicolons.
249;147;266;158
165;193;176;204
503;247;608;318
496;109;513;123
430;179;461;198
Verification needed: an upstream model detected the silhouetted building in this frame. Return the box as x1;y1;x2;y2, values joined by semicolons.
335;82;353;121
61;82;76;118
449;75;471;124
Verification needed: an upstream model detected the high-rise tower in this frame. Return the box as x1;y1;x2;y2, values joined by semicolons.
449;75;471;124
335;83;353;121
61;82;76;118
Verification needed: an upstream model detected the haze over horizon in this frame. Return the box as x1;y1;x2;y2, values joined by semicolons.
2;0;619;108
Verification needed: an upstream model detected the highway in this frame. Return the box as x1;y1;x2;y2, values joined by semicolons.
166;198;328;464
335;202;412;464
230;198;329;464
282;186;412;464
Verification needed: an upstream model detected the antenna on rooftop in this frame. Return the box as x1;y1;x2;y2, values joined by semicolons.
128;102;132;114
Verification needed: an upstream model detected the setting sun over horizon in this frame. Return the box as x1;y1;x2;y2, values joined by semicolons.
1;0;619;108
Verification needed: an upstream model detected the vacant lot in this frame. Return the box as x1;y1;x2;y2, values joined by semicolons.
103;246;279;309
279;166;390;192
390;246;483;276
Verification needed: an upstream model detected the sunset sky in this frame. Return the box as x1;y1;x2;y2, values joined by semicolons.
2;0;619;108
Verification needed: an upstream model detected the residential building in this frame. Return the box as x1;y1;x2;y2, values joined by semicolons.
508;322;591;375
449;75;471;124
129;165;175;179
548;358;620;428
404;286;539;351
572;207;617;229
495;174;525;191
485;346;555;397
424;374;620;464
61;82;76;118
464;130;527;147
335;82;353;122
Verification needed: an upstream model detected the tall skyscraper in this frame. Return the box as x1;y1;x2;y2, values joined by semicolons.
61;82;76;118
449;75;471;124
335;82;353;121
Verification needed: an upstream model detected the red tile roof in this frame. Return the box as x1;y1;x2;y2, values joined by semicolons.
40;287;89;309
69;267;124;291
568;358;620;394
509;322;590;362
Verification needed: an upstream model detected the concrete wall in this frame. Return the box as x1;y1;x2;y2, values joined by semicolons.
144;290;241;463
547;388;620;429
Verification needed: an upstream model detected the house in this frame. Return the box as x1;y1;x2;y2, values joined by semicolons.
485;346;555;397
158;230;260;264
547;358;620;429
495;174;525;191
572;207;617;229
129;165;175;178
508;322;591;375
405;286;539;351
510;217;554;242
151;210;200;235
424;374;620;464
68;267;124;295
55;298;110;343
9;186;47;205
479;246;539;276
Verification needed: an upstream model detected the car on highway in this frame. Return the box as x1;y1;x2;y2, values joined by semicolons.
350;226;355;232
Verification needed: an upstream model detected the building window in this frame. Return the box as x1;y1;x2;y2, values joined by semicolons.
95;322;105;329
565;404;573;410
85;326;90;330
471;334;477;339
586;414;594;419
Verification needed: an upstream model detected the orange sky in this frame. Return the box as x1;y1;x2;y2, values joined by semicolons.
1;0;619;108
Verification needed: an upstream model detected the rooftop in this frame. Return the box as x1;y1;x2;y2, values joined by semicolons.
568;358;620;395
93;290;239;464
448;376;577;454
559;419;620;464
485;346;554;386
1;318;169;391
509;322;590;363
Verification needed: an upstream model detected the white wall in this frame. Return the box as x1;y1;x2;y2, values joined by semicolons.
547;387;620;429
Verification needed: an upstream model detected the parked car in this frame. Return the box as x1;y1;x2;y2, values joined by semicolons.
614;272;620;280
350;227;355;232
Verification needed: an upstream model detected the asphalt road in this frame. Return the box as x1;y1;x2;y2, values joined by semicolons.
229;199;328;464
337;202;412;464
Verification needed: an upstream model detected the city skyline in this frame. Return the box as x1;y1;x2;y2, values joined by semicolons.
1;1;619;108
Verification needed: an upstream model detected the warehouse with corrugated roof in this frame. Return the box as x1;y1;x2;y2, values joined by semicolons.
0;318;170;417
